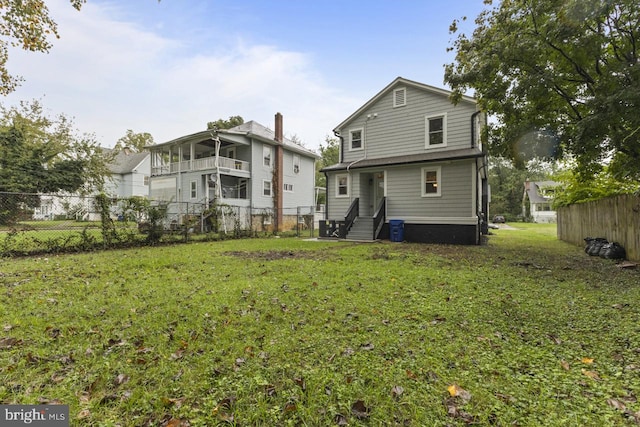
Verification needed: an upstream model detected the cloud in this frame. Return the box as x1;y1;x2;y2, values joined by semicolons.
2;0;355;150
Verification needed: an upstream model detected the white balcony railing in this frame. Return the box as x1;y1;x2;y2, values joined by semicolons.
151;156;250;176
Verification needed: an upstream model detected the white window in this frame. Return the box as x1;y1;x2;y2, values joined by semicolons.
336;174;349;198
421;166;441;197
263;145;272;167
143;175;149;186
284;183;294;192
190;180;197;199
393;87;406;108
350;128;363;151
293;154;300;174
425;113;447;148
262;180;272;197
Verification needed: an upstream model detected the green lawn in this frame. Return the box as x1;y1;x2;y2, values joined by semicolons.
1;226;639;426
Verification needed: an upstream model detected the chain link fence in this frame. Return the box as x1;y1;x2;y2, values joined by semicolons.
0;192;317;257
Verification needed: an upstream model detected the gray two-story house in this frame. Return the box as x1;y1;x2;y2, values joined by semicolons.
147;113;318;232
321;77;488;244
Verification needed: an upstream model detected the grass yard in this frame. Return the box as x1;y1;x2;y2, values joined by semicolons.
1;225;639;426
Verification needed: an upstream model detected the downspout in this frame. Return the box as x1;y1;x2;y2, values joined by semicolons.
324;171;329;220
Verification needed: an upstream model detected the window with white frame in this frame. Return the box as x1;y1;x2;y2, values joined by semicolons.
262;180;272;197
263;145;272;167
350;128;363;151
421;166;441;197
425;113;447;148
284;183;294;192
143;175;149;186
190;180;197;199
393;87;406;108
336;174;349;198
293;154;300;174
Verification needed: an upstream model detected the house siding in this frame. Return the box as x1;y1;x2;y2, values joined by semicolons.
386;160;474;220
282;150;315;209
340;85;476;164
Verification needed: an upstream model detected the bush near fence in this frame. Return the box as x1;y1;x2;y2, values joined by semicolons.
0;192;316;257
557;193;640;262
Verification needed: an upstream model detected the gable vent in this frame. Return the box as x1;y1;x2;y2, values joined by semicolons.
393;87;406;108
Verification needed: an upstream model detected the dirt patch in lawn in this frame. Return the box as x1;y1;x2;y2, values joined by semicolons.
224;249;331;261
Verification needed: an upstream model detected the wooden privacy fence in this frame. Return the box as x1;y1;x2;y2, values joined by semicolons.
557;194;640;262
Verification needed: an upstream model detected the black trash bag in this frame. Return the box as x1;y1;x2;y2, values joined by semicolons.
588;238;607;256
603;242;626;260
598;241;610;258
584;237;595;254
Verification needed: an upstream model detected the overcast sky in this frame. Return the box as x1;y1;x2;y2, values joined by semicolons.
2;0;487;151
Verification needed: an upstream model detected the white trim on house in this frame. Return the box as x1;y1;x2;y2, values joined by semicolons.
293;154;300;174
190;180;197;199
262;179;272;197
349;128;364;151
393;87;406;108
336;173;349;198
263;145;272;168
425;113;448;148
421;166;442;197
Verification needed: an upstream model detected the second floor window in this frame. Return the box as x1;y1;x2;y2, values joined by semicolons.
263;145;272;167
293;154;300;174
350;129;363;151
426;114;447;148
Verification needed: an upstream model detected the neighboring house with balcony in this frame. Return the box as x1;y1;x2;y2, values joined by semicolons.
523;180;559;223
146;113;318;231
320;77;489;244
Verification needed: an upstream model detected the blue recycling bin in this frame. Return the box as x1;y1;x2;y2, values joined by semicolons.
389;219;405;242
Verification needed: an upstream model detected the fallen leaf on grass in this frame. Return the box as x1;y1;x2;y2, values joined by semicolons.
294;376;306;391
581;357;594;364
607;399;626;411
77;409;90;419
283;401;297;414
334;413;348;426
447;384;472;403
581;369;600;380
114;373;129;385
162;397;185;408
165;419;189;427
351;400;370;419
0;337;22;348
391;385;404;399
561;360;570;371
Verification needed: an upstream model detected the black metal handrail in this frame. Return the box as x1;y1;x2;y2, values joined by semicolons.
372;197;386;240
344;198;359;237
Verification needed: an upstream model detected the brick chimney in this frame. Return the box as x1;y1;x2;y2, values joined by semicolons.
273;113;284;232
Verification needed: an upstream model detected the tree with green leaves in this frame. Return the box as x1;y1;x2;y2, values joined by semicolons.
315;136;339;205
207;116;244;130
0;0;86;95
0;100;112;224
445;0;640;181
114;129;154;152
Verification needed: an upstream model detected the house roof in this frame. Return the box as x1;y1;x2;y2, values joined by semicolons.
321;147;485;172
224;121;319;158
148;120;319;159
103;149;149;175
333;76;477;133
525;180;559;203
